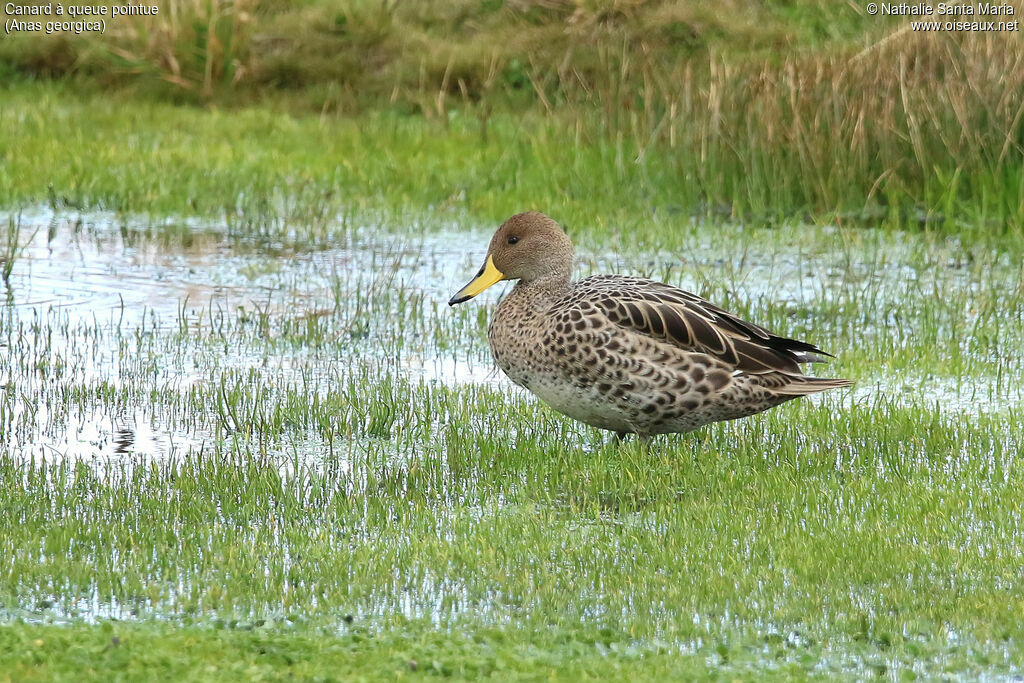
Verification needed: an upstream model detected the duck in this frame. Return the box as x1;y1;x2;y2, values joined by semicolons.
448;211;851;440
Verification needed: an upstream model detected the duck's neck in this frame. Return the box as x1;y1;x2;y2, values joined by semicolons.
513;267;573;303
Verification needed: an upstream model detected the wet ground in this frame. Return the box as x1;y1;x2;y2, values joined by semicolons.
1;207;1023;681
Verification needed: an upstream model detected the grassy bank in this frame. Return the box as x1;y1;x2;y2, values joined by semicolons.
0;1;899;104
1;78;1023;244
2;1;1023;234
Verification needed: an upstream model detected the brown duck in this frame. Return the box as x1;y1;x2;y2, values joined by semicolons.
449;211;851;439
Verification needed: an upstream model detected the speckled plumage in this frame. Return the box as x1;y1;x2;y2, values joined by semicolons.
449;212;851;439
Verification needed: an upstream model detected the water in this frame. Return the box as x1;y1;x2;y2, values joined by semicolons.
3;206;482;327
0;208;504;470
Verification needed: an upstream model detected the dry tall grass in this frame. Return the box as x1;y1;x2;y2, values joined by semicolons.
578;29;1024;219
98;0;257;97
2;0;1021;225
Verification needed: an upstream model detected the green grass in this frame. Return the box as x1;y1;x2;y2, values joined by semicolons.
0;618;911;680
4;3;1024;237
2;81;1023;247
3;377;1024;678
2;385;1023;678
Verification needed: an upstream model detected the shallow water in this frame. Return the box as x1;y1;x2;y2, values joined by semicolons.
3;206;482;327
3;208;1020;471
0;208;503;465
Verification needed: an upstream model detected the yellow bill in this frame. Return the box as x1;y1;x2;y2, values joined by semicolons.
448;255;504;305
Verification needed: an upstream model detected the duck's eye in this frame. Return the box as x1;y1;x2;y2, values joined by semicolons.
507;236;519;245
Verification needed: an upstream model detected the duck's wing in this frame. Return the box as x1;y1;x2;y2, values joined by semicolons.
576;275;832;376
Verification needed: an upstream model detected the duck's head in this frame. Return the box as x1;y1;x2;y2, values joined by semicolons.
448;211;573;306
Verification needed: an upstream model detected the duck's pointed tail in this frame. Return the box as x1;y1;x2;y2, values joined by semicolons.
771;376;854;396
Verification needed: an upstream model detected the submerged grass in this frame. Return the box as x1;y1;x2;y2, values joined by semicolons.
0;215;22;286
2;372;1023;678
1;207;1023;677
1;395;1022;679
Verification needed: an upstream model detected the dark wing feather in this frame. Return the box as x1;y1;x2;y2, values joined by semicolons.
580;275;831;375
